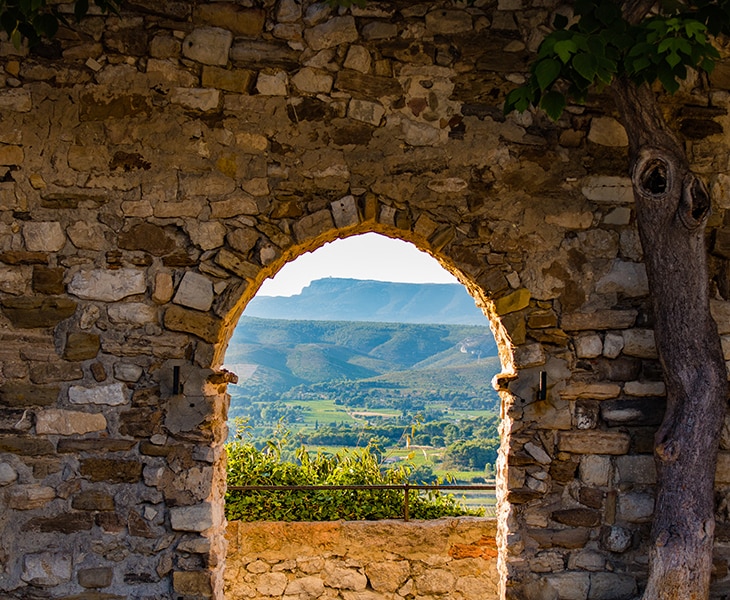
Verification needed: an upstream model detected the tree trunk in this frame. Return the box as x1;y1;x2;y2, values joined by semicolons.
611;77;728;599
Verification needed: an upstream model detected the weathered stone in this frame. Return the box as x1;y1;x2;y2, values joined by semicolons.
68;268;146;302
616;455;656;485
57;438;135;453
602;333;625;359
621;329;657;358
69;382;128;406
0;462;18;485
213;248;257;280
64;332;100;361
78;567;114;589
546;572;591;600
601;526;633;553
527;527;591;549
114;363;144;382
589;573;637;600
365;561;410;593
344;45;371;73
170;502;218;532
336;70;403;99
348;98;385;126
182;27;233;66
1;296;77;328
153;272;174;304
0;88;32;112
292;67;333;94
30;361;83;384
33;266;64;294
24;512;95;533
256;70;289;95
257;572;288;596
80;458;142;483
581;176;634;204
170;87;221;111
164;305;223;343
195;5;265;37
8;485;56;509
202;66;255;93
561;309;639;333
285;576;326;598
119;223;176;256
304;16;358;51
23;222;66;252
588;117;629;147
575;334;603;358
36;409;106;435
559;431;631;455
22;553;72;587
523;442;551;465
72;490;115;512
173;571;214;596
425;9;472;33
324;566;368;590
0;436;55;455
226;227;258;256
108;302;157;325
173;272;214;312
551;508;601;527
560;383;621;400
596;260;648;297
617;492;654;523
0;383;58;407
580;455;611;487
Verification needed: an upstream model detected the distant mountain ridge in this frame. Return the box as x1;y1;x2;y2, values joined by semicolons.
245;278;487;325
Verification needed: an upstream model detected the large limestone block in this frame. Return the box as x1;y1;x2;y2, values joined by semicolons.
170;502;219;532
617;492;654;523
596;260;649;297
182;27;233;66
304;16;358;51
588;117;629;146
173;272;214;312
621;329;657;358
69;382;127;406
36;409;107;435
68;268;146;301
22;553;72;587
558;431;630;455
23;222;65;252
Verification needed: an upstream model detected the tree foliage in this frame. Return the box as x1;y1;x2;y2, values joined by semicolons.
225;423;483;522
505;0;730;120
0;0;119;47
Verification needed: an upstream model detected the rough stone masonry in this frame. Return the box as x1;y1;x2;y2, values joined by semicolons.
1;0;730;598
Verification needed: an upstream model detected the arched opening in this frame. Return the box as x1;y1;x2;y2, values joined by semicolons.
218;230;514;599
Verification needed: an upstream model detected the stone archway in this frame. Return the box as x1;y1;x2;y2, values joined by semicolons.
1;1;729;599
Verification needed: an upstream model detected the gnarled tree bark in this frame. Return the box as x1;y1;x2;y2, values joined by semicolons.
611;76;728;599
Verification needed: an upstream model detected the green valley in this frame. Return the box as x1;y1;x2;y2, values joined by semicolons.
225;316;502;487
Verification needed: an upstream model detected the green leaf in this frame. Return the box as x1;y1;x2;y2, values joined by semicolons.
657;63;680;93
539;91;566;121
572;52;598;82
535;58;561;90
554;39;577;63
665;51;681;68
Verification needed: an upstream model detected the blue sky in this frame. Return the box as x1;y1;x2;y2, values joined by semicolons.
257;232;460;297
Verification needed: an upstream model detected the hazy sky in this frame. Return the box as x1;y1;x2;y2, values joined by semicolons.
257;232;460;297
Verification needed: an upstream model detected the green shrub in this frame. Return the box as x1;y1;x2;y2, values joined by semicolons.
225;422;484;522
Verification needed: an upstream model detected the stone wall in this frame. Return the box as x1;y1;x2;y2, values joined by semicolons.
225;518;499;600
0;0;730;598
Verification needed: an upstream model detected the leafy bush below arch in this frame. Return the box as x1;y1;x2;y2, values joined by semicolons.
225;422;484;522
